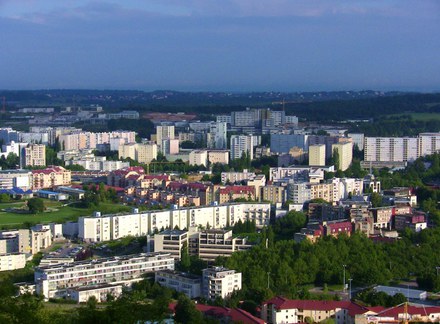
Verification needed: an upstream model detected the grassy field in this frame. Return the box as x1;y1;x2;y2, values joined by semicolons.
390;112;440;121
0;200;132;229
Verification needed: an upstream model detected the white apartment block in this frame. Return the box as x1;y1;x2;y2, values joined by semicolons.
364;137;418;162
189;150;229;167
59;131;135;151
347;133;365;150
1;141;28;159
156;125;175;146
210;122;228;149
23;144;46;167
154;229;190;260
202;267;242;300
189;150;208;167
190;229;253;262
309;144;326;166
208;150;229;165
221;169;256;184
78;203;271;243
68;284;123;303
155;270;202;299
230;135;255;160
65;157;130;171
332;142;353;171
0;253;26;271
419;133;440;156
0;170;32;190
35;252;174;299
363;132;440;162
118;143;157;164
19;132;49;145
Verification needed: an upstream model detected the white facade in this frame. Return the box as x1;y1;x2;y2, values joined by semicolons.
0;170;32;190
189;150;208;167
364;137;419;162
78;203;271;242
230;135;255;160
0;253;26;271
211;122;228;149
221;170;256;184
68;284;124;303
202;267;242;300
35;252;174;299
348;133;365;150
155;270;202;299
156;125;175;146
332;142;353;171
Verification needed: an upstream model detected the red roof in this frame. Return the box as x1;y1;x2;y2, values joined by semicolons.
263;297;368;317
219;185;255;195
168;303;264;324
377;304;440;318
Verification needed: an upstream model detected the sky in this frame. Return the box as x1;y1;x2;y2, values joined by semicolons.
0;0;439;92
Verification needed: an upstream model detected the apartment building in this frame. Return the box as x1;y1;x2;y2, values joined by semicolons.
189;229;253;262
31;166;71;190
309;144;326;166
35;252;174;299
68;284;123;303
0;253;26;271
221;170;256;184
363;133;440;163
262;185;286;204
208;150;229;165
22;144;46;167
0;229;32;254
154;229;190;260
0;170;32;190
59;131;135;151
217;186;256;204
189;150;208;167
118;143;158;164
202;267;242;300
79;203;271;243
156;125;175;147
230;135;256;160
261;296;368;324
332;142;353;171
155;270;202;299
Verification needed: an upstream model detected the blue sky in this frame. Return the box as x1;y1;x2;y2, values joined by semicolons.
0;0;439;91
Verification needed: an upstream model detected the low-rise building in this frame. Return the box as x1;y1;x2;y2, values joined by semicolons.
32;166;71;190
155;270;202;299
68;284;124;303
261;296;368;324
35;252;174;299
0;253;27;271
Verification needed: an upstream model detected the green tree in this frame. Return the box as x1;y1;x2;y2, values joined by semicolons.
27;198;45;214
174;295;204;324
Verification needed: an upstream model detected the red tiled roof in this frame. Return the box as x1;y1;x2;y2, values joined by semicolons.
262;297;368;317
219;185;255;195
377;305;440;318
169;303;265;324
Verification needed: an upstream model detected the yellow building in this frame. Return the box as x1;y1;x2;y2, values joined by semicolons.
309;144;326;166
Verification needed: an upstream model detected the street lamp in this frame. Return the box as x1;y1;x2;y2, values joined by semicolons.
349;278;353;300
342;264;347;293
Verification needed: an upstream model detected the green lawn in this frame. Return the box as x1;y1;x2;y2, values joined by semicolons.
0;200;132;229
